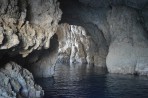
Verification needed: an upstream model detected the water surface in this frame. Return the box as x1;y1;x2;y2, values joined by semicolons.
35;64;148;98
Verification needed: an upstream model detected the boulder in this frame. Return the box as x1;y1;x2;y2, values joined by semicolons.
0;62;44;98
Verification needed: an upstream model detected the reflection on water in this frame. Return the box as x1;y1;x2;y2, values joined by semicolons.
35;64;148;98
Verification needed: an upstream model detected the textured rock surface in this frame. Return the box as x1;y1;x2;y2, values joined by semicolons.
26;34;59;78
106;6;148;75
59;0;109;68
0;62;44;98
0;0;62;57
56;23;107;67
59;0;148;75
60;0;110;45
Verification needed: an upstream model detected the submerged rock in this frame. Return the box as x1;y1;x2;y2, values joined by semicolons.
0;62;44;98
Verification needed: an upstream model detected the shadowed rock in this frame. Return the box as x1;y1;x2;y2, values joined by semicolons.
0;62;44;98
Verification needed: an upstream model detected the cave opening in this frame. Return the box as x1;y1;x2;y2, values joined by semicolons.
0;0;148;97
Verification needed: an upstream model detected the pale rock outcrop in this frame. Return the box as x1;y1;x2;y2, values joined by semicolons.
0;62;44;98
0;0;62;57
56;23;107;68
57;24;92;64
106;6;148;75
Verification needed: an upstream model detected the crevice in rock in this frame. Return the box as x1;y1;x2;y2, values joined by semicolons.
25;0;31;22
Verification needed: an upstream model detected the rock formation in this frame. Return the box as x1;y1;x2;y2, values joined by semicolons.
0;0;62;96
59;0;148;75
26;35;58;78
0;1;148;98
0;62;44;98
0;0;62;57
0;0;148;97
56;23;107;68
106;6;148;75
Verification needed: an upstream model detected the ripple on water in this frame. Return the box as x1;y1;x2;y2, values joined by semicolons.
35;64;148;98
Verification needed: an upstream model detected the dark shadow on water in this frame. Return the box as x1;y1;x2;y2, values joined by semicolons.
35;64;148;98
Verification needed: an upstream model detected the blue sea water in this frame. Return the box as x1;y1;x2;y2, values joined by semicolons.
35;64;148;98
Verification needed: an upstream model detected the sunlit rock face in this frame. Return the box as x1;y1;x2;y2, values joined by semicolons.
106;6;148;75
0;62;44;98
0;0;62;57
56;23;107;68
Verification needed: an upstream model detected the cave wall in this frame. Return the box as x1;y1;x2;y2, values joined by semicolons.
0;0;62;57
0;62;44;97
56;23;107;68
78;0;148;9
59;0;148;75
0;0;147;79
106;6;148;75
0;0;148;97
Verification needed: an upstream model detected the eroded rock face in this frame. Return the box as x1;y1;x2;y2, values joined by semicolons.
26;34;59;78
106;6;148;75
56;23;107;68
59;0;148;76
60;0;111;45
0;0;62;57
0;62;44;98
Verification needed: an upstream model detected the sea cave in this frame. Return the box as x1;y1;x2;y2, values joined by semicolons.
0;0;148;98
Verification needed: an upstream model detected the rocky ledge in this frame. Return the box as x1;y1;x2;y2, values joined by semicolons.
0;62;44;98
0;0;62;57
